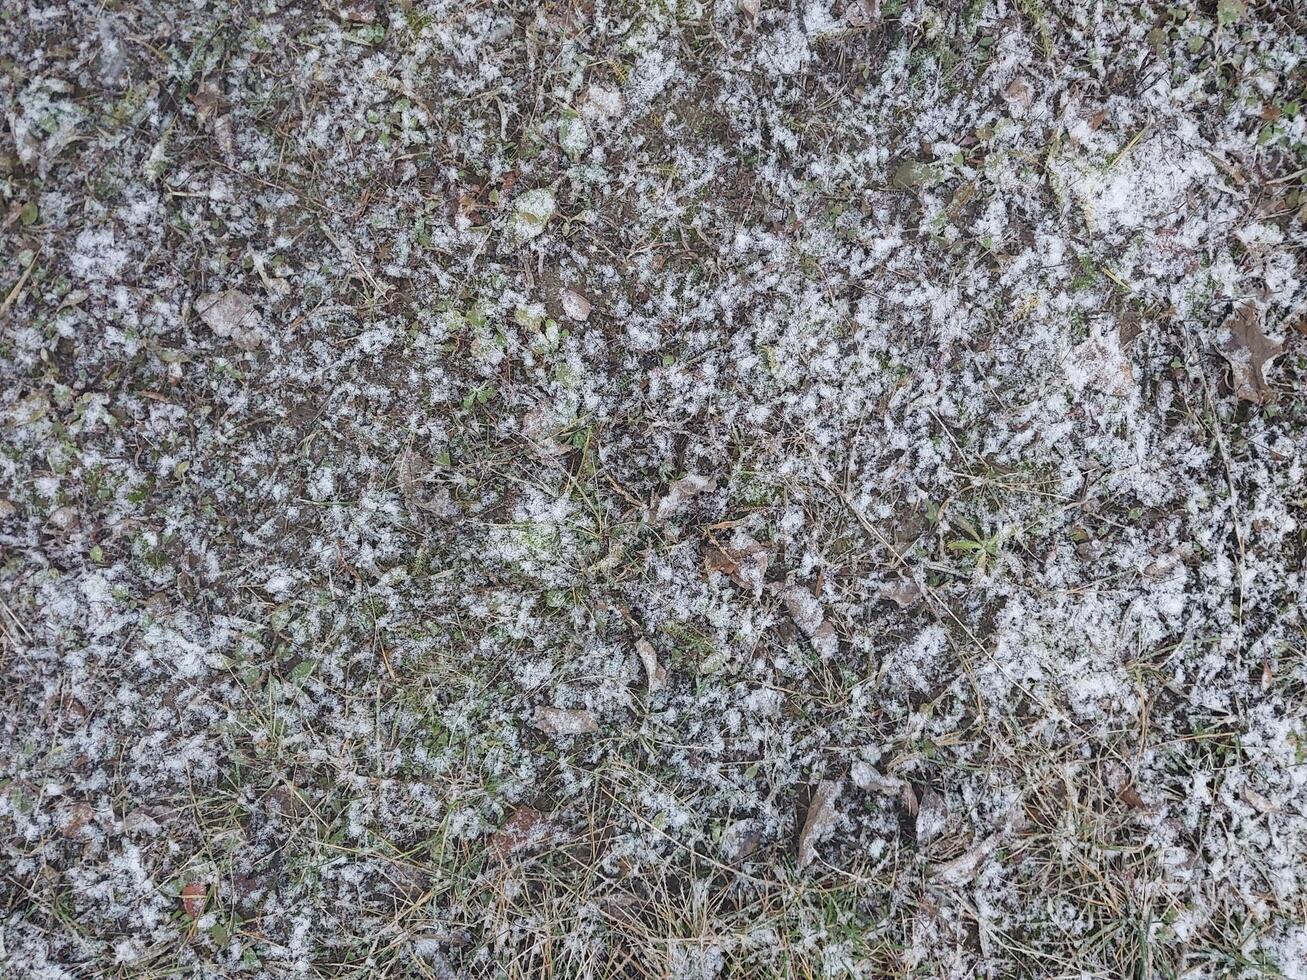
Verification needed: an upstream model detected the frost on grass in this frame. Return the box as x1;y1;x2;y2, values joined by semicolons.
1;1;1306;978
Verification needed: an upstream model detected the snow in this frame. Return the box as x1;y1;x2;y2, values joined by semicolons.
2;1;1305;977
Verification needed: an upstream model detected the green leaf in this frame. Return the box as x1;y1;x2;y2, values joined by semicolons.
1217;0;1245;26
290;660;316;682
558;108;590;159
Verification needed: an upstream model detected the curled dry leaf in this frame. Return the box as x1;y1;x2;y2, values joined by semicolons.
654;474;717;523
932;833;1000;886
559;287;591;322
488;805;548;860
181;881;207;918
780;585;838;658
797;779;841;870
721;818;762;861
519;401;569;458
703;531;771;597
533;705;598;735
879;579;922;608
1117;783;1149;810
580;82;623;122
850;761;905;796
915;788;947;845
636;638;667;693
397;446;429;516
197;289;261;350
1219;300;1284;404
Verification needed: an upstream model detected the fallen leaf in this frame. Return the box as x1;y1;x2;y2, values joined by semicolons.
519;401;569;458
488;805;548;860
850;761;905;795
1004;79;1033;114
511;188;556;243
212;114;236;162
797;779;841;870
653;474;717;523
190;79;224;117
397;446;429;516
932;832;1000;885
1117;784;1148;810
721;818;762;861
899;780;919;818
181;881;207;918
843;0;880;27
739;0;761;20
337;1;376;22
891;158;938;190
915;788;947;844
703;531;771;597
636;638;667;693
532;706;598;735
196;289;261;350
558;109;590;159
879;579;921;608
780;585;838;658
1241;785;1274;814
559;287;591;322
1219;300;1284;404
60;803;93;838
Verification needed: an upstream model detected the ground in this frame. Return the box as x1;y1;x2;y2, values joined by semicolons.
2;0;1306;977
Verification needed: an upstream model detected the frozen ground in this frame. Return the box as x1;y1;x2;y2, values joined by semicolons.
2;1;1306;977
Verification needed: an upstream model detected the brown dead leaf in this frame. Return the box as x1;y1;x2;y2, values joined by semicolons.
559;287;591;322
915;788;947;844
780;585;838;658
181;881;207;918
704;532;771;597
932;832;1000;886
653;474;717;523
842;0;880;28
60;803;93;838
1219;300;1284;404
797;779;841;870
899;780;919;818
850;761;906;796
1117;783;1148;810
636;638;667;693
397;446;429;515
196;289;261;350
488;805;548;860
190;80;225;118
879;579;922;608
532;706;598;735
1004;79;1033;114
721;818;762;861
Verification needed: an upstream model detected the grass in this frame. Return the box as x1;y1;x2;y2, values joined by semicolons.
3;0;1307;977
